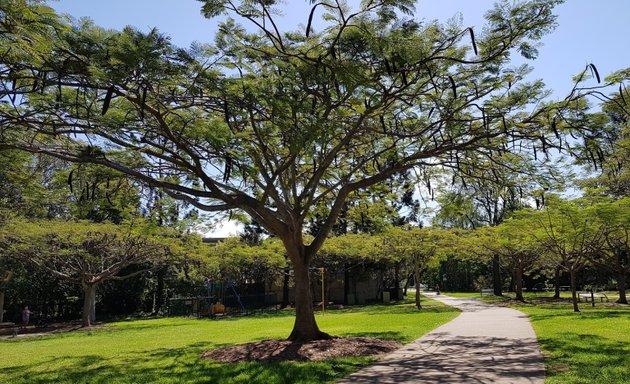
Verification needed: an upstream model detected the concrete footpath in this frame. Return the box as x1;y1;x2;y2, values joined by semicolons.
339;293;545;384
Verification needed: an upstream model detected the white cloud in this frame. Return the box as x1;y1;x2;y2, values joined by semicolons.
200;219;243;238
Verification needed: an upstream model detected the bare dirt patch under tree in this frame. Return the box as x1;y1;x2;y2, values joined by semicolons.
201;337;401;363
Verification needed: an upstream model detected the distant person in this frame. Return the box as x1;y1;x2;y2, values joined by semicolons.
435;284;441;295
21;306;31;328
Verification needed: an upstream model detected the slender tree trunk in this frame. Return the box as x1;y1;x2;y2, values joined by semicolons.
281;266;290;309
0;272;14;324
287;259;330;341
379;267;385;301
617;273;628;305
82;283;97;327
414;263;421;309
404;273;412;296
508;271;515;293
569;269;579;313
492;255;502;296
393;262;400;300
553;267;561;299
90;286;96;323
343;265;350;305
515;268;524;302
153;267;166;315
0;290;4;323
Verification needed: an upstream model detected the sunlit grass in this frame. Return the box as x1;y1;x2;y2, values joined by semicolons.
0;296;459;384
522;304;630;384
444;290;620;302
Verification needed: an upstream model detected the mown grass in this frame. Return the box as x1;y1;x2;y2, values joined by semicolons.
0;296;459;384
445;290;620;302
444;291;630;384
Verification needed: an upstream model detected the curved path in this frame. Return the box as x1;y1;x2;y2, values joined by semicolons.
339;293;545;384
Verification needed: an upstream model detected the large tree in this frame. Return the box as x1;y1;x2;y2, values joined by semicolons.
0;0;622;340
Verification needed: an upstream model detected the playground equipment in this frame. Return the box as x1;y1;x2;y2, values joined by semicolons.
204;278;245;317
166;278;247;318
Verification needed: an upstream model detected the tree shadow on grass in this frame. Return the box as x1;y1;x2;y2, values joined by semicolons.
526;308;630;322
538;333;630;384
1;342;375;384
0;355;106;384
110;319;203;327
329;304;459;316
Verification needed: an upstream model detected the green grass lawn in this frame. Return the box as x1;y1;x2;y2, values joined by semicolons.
0;296;459;384
444;290;621;302
444;291;630;384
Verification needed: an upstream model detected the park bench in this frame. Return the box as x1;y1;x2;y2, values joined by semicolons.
0;322;18;337
480;289;493;296
577;291;609;303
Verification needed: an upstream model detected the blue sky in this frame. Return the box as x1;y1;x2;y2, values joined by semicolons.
51;0;630;98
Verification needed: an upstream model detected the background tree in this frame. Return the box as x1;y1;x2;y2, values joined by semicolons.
9;219;182;326
482;218;544;301
0;270;14;323
320;232;384;305
577;71;630;198
206;236;286;286
0;0;621;340
527;201;604;312
589;198;630;304
0;150;70;218
380;226;452;308
0;212;8;322
0;211;16;323
433;151;565;295
143;184;202;315
0;210;32;323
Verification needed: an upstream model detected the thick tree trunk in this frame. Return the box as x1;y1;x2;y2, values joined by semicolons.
287;260;330;341
569;269;579;313
492;255;502;296
0;290;4;323
515;268;524;302
82;283;97;327
553;267;561;299
617;273;628;305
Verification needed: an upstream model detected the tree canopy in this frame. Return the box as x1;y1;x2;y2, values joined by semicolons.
1;0;626;340
4;217;190;326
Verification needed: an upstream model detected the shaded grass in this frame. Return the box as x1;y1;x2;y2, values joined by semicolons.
0;295;458;384
519;302;630;384
445;291;630;384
